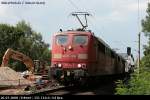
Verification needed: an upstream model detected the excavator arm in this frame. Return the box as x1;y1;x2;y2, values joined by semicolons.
1;48;34;73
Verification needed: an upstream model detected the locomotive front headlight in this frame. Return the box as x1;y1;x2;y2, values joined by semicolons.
58;63;62;68
77;64;82;68
68;45;72;50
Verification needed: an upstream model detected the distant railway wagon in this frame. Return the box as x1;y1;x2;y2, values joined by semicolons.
50;12;134;85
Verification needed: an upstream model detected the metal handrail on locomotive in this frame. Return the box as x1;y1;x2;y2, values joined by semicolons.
50;12;134;85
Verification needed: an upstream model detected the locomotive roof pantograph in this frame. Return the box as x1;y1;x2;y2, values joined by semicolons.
71;12;92;31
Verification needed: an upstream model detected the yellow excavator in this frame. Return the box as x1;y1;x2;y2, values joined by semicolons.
1;48;34;73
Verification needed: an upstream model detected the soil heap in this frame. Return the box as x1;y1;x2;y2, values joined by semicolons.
0;67;32;86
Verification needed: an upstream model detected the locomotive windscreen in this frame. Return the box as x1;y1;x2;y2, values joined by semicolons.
73;35;88;46
56;35;68;45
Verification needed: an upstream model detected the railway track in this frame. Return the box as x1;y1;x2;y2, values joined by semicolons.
46;83;115;95
25;74;130;95
26;80;116;95
25;85;73;95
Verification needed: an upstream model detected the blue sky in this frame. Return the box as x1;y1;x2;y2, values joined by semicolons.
0;0;149;59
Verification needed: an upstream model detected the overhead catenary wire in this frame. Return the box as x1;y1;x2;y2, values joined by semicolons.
66;0;101;31
68;0;104;36
66;0;86;29
67;0;81;11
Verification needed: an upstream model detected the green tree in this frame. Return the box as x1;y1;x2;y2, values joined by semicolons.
142;3;150;56
0;20;51;71
0;24;24;62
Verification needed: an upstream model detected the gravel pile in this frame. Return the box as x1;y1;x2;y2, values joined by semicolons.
0;67;32;86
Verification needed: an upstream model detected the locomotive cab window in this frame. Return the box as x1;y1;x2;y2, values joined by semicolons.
56;35;68;46
73;35;88;46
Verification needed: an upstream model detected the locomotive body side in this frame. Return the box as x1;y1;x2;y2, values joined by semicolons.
87;35;126;76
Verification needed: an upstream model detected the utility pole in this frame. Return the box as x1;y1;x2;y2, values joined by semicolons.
137;0;140;74
138;32;141;73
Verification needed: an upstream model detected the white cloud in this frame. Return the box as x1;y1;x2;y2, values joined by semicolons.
122;1;147;12
94;0;148;23
0;0;149;56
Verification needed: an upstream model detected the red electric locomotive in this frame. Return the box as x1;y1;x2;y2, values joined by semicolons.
51;12;132;85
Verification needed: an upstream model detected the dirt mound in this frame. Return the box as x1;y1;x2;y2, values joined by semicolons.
0;67;32;86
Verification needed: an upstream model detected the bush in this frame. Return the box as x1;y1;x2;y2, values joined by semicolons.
115;56;150;95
